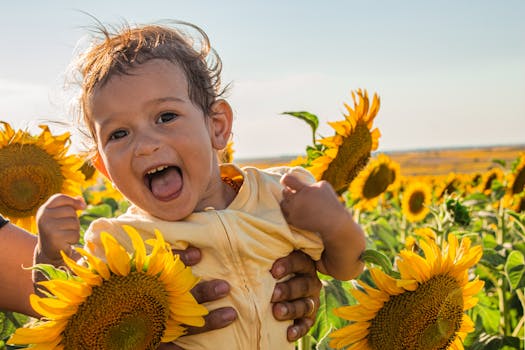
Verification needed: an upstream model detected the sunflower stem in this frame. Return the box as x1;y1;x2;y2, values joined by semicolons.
496;199;505;245
296;335;313;350
496;277;506;334
400;215;407;244
512;289;525;337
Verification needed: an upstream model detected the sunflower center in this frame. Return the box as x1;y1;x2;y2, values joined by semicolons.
0;144;63;217
62;272;169;350
511;167;525;195
514;195;525;212
322;122;372;194
483;173;497;192
438;178;460;198
362;163;394;199
409;190;425;214
368;274;463;350
80;160;97;182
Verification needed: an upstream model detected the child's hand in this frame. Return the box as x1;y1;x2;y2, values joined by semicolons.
35;194;86;266
280;173;347;233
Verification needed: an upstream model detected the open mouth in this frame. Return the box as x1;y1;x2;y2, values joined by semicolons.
144;165;183;201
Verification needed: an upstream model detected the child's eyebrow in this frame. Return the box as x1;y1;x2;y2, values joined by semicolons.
95;96;188;130
151;97;186;105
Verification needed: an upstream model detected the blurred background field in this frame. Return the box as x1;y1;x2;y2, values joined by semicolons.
239;144;525;177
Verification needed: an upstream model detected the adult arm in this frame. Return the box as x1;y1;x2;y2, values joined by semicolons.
0;218;38;317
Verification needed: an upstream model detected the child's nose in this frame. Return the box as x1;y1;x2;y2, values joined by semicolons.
134;133;161;156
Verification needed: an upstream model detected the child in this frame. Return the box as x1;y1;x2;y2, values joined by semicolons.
36;21;365;349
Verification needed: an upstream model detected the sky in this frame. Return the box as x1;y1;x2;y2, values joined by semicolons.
1;1;524;159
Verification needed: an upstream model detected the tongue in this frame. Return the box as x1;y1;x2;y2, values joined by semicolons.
150;167;182;200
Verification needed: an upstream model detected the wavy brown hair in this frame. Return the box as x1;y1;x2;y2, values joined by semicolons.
75;20;227;150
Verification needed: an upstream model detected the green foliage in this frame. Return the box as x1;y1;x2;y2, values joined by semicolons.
282;111;319;146
0;312;28;349
505;251;525;290
446;197;471;226
296;180;524;349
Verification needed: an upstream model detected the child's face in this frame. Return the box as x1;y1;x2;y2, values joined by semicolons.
88;59;232;221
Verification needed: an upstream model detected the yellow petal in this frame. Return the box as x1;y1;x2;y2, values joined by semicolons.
369;268;404;295
60;251;102;286
333;304;374;322
8;320;66;345
329;322;370;349
122;225;147;271
74;247;110;280
161;319;187;342
30;294;77;320
37;279;91;304
100;231;130;276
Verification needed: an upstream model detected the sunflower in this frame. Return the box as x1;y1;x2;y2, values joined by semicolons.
218;140;235;164
330;234;484;350
507;153;525;196
405;227;437;251
78;155;102;189
0;122;85;232
402;181;433;222
504;192;525;213
8;225;208;349
306;89;381;193
348;154;400;211
434;173;465;201
475;167;504;195
85;177;126;206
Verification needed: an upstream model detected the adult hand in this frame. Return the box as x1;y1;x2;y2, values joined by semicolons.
270;250;322;342
156;246;237;350
160;247;321;349
172;246;238;334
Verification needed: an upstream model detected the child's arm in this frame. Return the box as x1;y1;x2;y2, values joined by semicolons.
34;194;86;275
280;174;365;281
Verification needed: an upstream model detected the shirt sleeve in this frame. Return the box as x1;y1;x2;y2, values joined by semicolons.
264;165;316;185
263;166;324;260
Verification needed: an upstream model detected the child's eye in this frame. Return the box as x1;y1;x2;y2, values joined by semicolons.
157;112;178;124
109;129;128;140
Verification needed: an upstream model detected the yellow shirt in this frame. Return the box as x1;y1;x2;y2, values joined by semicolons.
84;164;323;350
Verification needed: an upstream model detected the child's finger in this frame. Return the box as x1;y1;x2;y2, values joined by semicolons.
44;194;86;210
280;173;307;192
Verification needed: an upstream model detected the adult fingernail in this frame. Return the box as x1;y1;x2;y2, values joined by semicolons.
214;282;229;296
222;308;237;322
289;327;298;340
275;303;288;317
185;248;200;262
273;264;285;278
272;286;282;301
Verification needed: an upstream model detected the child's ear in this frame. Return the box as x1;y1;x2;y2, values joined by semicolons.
92;151;110;179
209;99;233;150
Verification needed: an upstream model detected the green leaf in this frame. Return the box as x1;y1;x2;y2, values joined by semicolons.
482;234;498;249
469;332;521;350
472;293;502;334
281;111;319;145
481;249;506;268
492;158;506;167
308;278;353;349
0;311;29;344
83;203;113;218
504;250;525;290
31;263;72;281
360;249;394;275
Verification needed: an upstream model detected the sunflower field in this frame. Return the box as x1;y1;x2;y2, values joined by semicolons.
1;89;524;349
